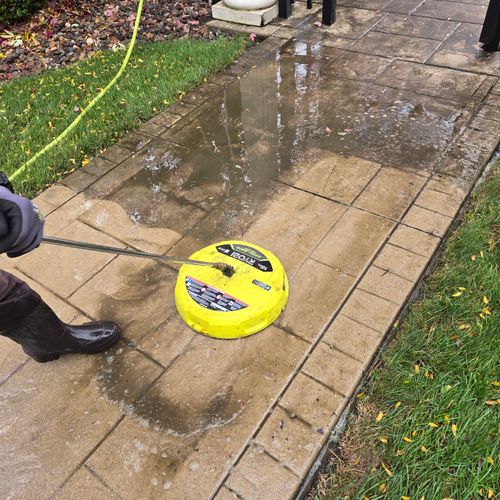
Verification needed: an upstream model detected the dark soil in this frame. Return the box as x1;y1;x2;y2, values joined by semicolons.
0;0;221;80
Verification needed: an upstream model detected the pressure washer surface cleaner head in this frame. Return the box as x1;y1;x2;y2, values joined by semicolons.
175;241;289;339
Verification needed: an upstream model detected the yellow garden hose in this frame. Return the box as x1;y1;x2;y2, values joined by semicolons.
8;0;144;184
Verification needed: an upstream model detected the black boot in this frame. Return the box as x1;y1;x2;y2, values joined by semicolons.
1;269;120;363
4;301;121;363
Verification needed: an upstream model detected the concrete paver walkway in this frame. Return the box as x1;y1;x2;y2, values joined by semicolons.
1;1;499;498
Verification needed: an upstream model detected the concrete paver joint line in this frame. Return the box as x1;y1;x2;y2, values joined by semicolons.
281;180;400;225
371;264;413;281
53;363;167;496
422;19;462;65
52;414;127;496
300;370;348;399
82;464;122;498
354;283;402;306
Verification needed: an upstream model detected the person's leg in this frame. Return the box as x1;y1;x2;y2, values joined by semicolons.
480;0;500;51
0;270;120;363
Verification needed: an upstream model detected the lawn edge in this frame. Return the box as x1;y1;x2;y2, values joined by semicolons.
299;150;500;500
1;36;251;197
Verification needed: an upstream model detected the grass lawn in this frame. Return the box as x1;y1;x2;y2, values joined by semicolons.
0;37;246;197
310;165;499;499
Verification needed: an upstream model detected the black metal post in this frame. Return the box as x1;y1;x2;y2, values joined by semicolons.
279;0;292;18
322;0;336;25
307;0;312;9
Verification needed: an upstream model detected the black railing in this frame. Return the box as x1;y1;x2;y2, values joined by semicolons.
279;0;337;25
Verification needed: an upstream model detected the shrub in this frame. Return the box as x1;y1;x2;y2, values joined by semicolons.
0;0;48;24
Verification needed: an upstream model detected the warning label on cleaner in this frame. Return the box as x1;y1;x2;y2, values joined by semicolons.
185;276;248;312
216;243;273;273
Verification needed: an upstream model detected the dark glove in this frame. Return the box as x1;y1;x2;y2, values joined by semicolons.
0;186;44;257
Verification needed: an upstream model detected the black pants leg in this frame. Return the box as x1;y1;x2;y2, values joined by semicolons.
0;270;67;362
480;0;500;50
0;270;42;333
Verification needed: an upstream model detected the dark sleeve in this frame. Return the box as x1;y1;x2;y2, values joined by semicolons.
0;194;23;254
0;204;9;238
0;172;17;243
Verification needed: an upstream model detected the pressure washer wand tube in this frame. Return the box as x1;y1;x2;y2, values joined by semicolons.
42;236;235;277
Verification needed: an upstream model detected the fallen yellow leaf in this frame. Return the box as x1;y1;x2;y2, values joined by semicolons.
395;401;401;408
487;456;494;465
421;445;428;453
483;296;489;304
379;483;387;493
403;437;413;443
379;436;388;444
485;400;499;406
381;461;393;477
452;291;462;297
415;365;420;374
490;381;500;387
458;323;470;330
402;497;410;500
376;411;385;422
451;424;457;437
488;489;494;499
471;255;476;261
458;287;466;291
429;422;439;428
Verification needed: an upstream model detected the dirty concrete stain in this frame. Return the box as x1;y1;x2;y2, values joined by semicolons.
93;260;177;332
86;328;308;498
130;383;242;437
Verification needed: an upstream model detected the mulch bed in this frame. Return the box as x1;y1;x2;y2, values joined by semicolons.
0;0;221;80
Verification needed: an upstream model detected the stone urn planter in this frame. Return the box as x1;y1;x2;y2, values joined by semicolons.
212;0;278;27
224;0;276;10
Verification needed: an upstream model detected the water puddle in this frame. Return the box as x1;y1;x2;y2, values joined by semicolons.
107;39;467;240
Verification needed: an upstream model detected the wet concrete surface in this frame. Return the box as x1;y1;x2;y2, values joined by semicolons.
102;45;477;226
1;1;499;498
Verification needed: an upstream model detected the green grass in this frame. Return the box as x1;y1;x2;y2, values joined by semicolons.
312;167;499;499
0;37;246;197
